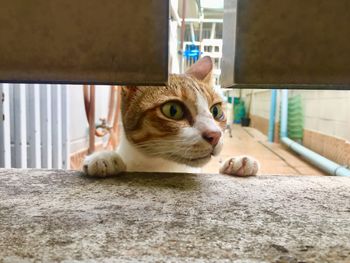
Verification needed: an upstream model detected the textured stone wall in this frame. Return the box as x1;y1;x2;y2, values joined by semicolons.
1;169;349;262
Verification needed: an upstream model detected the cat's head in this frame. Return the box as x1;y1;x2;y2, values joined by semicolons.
121;56;226;167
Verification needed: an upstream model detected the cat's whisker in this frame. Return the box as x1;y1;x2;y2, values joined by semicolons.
135;138;200;146
142;145;211;160
136;145;189;156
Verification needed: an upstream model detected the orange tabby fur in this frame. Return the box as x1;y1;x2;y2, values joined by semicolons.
83;56;259;176
121;74;226;145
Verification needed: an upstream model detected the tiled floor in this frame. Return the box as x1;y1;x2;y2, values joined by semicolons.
203;124;326;175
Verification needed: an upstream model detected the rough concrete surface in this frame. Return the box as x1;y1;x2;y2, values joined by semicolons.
0;169;350;263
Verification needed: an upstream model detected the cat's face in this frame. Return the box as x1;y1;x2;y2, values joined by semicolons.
121;57;226;167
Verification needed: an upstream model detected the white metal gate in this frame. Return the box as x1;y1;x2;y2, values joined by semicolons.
0;84;70;169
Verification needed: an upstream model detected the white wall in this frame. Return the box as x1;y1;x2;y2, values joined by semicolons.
68;85;110;153
248;90;271;119
248;89;350;142
289;90;350;141
178;0;199;18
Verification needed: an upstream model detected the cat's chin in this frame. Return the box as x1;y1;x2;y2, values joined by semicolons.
169;154;212;168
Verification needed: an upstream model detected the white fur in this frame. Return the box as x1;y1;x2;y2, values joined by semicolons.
219;156;260;177
83;151;126;177
117;130;201;173
192;89;224;156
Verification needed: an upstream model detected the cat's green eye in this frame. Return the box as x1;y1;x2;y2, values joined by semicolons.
210;104;224;120
161;102;184;120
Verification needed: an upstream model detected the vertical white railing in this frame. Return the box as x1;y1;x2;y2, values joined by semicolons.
40;84;52;168
0;84;11;168
61;85;70;169
51;85;63;169
28;84;41;168
0;84;70;169
13;84;27;168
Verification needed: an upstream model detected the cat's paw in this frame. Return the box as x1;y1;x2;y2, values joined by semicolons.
83;151;126;177
219;156;259;177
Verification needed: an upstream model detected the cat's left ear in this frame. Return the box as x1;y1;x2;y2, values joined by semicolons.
121;86;139;98
185;56;213;84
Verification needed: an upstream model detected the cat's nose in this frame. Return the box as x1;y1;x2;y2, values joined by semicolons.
202;130;221;146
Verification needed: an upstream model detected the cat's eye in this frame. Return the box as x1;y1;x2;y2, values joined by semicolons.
210;104;224;120
161;102;184;120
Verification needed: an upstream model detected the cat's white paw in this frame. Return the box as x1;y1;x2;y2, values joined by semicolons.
219;156;259;177
83;151;126;177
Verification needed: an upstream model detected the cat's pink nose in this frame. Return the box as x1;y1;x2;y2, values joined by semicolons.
202;130;221;146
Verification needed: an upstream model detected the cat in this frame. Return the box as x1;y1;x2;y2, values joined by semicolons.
83;56;259;177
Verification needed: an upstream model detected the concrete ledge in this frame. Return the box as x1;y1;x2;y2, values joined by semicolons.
1;169;350;262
